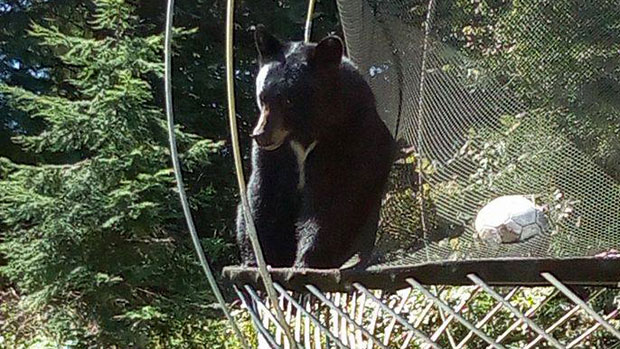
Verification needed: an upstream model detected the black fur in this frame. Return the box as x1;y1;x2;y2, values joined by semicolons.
292;57;396;268
236;28;396;269
236;144;299;267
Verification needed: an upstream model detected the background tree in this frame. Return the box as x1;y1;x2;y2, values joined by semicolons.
0;0;338;346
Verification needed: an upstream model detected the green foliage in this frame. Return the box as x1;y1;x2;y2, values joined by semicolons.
423;0;620;258
439;0;620;180
1;0;619;347
1;0;341;346
0;0;242;346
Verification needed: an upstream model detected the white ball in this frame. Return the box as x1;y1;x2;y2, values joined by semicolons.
474;195;549;243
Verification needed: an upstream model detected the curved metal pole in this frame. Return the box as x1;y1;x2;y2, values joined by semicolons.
164;1;249;347
244;285;302;347
234;286;280;349
224;0;299;347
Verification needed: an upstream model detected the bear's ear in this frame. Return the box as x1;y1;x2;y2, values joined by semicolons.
312;36;343;68
254;24;284;65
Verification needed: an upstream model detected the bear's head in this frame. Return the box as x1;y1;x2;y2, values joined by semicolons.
251;25;345;150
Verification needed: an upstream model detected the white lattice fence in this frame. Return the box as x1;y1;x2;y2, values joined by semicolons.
233;275;620;349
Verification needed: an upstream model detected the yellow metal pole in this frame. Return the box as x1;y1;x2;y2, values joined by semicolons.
304;0;317;43
225;0;299;347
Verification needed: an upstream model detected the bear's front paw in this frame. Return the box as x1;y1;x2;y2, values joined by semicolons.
284;268;298;283
292;257;310;269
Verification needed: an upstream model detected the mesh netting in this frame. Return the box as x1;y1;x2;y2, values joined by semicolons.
336;0;620;267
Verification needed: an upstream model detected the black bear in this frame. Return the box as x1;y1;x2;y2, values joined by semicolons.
236;25;396;269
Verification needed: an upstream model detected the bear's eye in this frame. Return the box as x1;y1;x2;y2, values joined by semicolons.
286;98;292;105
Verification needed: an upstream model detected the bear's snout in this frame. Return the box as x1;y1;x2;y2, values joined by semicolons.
251;110;289;151
250;128;273;148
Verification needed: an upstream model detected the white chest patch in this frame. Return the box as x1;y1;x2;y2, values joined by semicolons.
290;140;317;190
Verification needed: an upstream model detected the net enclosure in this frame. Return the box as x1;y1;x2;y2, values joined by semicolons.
216;0;620;347
342;0;620;273
225;0;620;288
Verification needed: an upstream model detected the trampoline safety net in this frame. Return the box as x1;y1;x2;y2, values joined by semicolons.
336;0;620;268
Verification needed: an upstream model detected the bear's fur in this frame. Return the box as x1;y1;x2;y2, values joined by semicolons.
236;143;299;267
236;26;396;269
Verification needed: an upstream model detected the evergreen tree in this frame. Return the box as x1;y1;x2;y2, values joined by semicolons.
0;0;340;346
0;0;87;164
0;0;238;346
